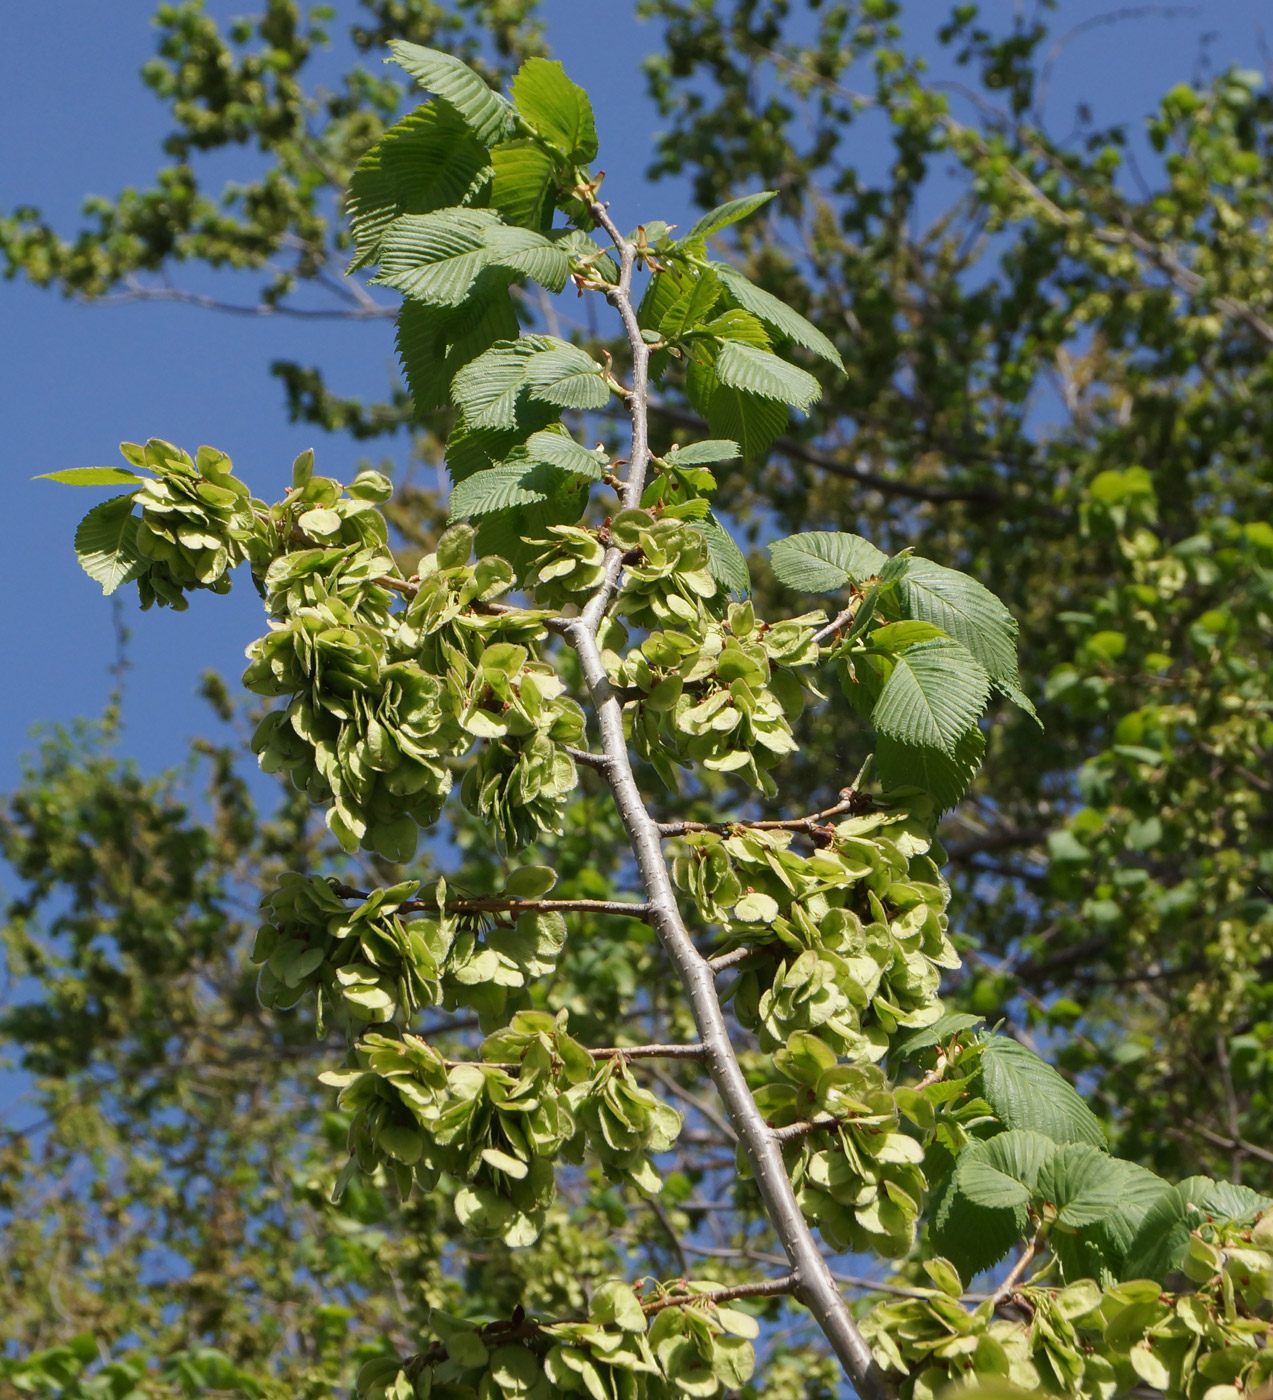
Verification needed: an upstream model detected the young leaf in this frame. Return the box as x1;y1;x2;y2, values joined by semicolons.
388;42;518;145
660;267;722;339
713;263;844;369
36;467;148;486
524;343;610;410
975;1037;1106;1147
448;463;558;519
489;140;557;230
714;341;821;411
682;190;777;243
522;429;607;478
870;637;991;755
705;382;789;459
74;495;147;595
897;557;1037;721
875;728;985;811
663;440;740;466
698;514;751;598
769;531;889;593
451;337;551;430
510;58;598;163
483;225;571;293
374;208;499;305
345;102;492;270
552;228;619;285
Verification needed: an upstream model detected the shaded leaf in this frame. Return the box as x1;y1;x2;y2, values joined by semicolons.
346;102;491;270
698;514;751;597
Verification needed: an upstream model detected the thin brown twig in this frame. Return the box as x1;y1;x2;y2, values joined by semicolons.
448;1043;708;1072
329;882;651;919
656;790;865;838
991;1226;1045;1303
641;1274;798;1317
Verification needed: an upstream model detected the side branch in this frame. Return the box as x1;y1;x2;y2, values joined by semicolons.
329;884;651;920
656;790;867;838
450;1043;707;1071
641;1274;799;1317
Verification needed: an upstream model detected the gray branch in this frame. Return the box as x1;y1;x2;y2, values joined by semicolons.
569;197;888;1400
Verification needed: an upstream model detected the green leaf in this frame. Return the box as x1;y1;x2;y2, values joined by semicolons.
930;1163;1029;1277
870;638;991;755
345;102;492;270
522;429;607;478
395;300;451;413
74;495;147;596
701;308;771;348
698;514;751;597
552;229;619;285
663;440;739;466
768;531;889;592
483;225;571;293
489;140;557;230
1037;1143;1135;1228
1074;1159;1171;1266
524;343;610;410
713;263;843;369
448;462;560;519
1124;1177;1271;1281
897;557;1037;720
36;467;149;486
976;1037;1106;1147
890;1012;985;1064
713;341;821;411
388;42;518;145
956;1129;1056;1208
374;208;503;306
510;58;598;163
683;191;777;243
660;268;722;338
709;389;788;459
451;337;550;430
875;728;986;811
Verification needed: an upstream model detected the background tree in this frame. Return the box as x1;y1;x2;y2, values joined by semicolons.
3;3;1272;1398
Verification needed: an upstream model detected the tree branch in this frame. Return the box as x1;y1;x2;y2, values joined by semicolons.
656;790;867;839
991;1226;1045;1303
449;1043;708;1071
569;196;888;1400
329;883;651;919
641;1274;799;1317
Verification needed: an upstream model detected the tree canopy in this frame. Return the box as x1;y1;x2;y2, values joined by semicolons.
3;5;1272;1400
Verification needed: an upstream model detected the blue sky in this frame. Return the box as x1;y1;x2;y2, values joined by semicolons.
3;0;1272;793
